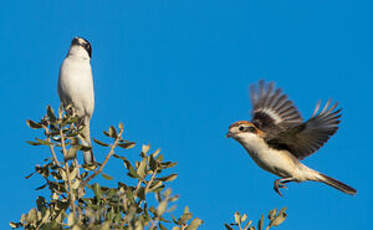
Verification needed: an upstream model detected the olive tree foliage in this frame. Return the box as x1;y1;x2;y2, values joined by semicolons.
10;105;287;230
10;106;202;230
224;208;287;230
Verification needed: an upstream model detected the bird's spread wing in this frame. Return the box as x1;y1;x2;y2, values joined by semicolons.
250;80;303;135
266;100;342;160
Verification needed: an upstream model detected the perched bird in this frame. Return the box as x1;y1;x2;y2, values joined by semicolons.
227;80;356;196
58;37;95;165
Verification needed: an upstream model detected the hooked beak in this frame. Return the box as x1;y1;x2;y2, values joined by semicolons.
226;132;233;138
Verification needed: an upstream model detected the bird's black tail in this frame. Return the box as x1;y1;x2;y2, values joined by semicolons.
318;173;357;195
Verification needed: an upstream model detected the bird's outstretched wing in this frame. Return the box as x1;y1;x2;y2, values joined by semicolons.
266;100;342;160
250;80;303;135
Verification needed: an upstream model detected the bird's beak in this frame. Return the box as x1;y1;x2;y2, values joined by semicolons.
226;132;233;138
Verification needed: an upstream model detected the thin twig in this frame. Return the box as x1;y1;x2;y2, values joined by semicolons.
80;128;123;188
58;111;77;218
138;168;158;208
43;126;60;167
145;168;158;194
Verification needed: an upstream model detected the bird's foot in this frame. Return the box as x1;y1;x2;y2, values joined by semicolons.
274;179;288;197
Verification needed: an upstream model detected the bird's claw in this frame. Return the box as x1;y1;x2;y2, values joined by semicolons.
274;179;287;196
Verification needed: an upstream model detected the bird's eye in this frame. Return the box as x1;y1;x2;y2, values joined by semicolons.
248;127;256;133
239;126;245;131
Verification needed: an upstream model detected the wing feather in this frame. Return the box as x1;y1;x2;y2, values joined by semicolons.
266;100;342;159
250;80;303;133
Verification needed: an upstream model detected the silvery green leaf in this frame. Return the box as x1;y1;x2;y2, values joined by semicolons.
47;106;56;122
234;211;241;224
142;144;150;154
186;218;203;230
137;159;147;178
118;122;124;130
241;214;248;223
158;174;178;182
268;208;277;221
26;120;42;129
101;172;113;180
244;220;253;230
258;214;264;230
118;142;136;149
270;207;287;227
93;138;109;147
157;200;168;216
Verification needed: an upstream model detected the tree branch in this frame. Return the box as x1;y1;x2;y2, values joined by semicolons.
43;126;60;167
80;128;123;188
58;111;77;218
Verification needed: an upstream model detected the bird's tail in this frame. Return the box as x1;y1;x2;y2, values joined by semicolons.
317;172;356;195
81;121;95;165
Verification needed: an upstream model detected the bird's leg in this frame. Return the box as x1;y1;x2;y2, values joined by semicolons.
274;177;295;196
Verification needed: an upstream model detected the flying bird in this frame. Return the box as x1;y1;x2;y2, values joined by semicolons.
58;37;95;165
227;80;356;196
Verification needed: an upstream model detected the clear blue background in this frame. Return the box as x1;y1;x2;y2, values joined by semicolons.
0;0;371;229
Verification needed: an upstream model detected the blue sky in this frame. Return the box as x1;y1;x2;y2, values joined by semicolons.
0;0;372;229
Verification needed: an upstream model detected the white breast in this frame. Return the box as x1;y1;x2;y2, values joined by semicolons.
58;55;95;118
237;133;299;178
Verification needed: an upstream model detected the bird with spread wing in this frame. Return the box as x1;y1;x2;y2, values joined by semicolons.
227;80;356;196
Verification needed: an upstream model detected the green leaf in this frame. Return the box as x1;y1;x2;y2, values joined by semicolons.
180;213;193;224
158;174;178;182
101;172;113;180
123;159;139;178
241;214;248;224
136;186;146;201
160;161;177;169
152;148;161;157
142;144;150;154
66;145;79;160
244;220;253;230
157;200;168;216
26;141;42;146
26;208;38;225
234;211;241;224
149;155;158;170
118;142;136;149
93;138;109;147
26;120;42;129
172;215;181;225
167;205;177;213
35;138;53;146
109;126;117;138
186;218;203;230
25;172;35;179
270;207;287;227
157;154;164;162
159;223;167;230
35;183;47;191
67;212;74;226
92;183;103;200
258;214;264;230
47;106;56;122
113;154;128;161
268;208;277;221
9;222;20;228
137;159;147;179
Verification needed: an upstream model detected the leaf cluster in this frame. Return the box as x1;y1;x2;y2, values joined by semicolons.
10;106;202;230
225;208;287;230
